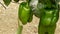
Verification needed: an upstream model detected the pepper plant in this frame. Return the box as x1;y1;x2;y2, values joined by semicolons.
0;0;60;34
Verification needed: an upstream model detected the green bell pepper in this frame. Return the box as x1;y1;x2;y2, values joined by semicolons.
38;0;59;34
18;2;33;25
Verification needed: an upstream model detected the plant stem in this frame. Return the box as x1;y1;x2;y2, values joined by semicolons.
16;19;23;34
0;2;6;9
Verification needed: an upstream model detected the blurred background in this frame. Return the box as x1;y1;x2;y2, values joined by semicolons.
0;0;60;34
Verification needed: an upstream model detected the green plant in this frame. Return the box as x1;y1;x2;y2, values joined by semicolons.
0;0;60;34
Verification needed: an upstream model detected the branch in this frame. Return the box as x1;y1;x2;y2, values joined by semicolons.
0;2;6;9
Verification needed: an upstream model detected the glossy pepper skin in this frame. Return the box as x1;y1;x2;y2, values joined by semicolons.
38;23;56;34
38;6;59;34
40;9;59;26
38;0;59;34
28;8;33;22
18;2;30;25
18;2;33;25
38;9;59;34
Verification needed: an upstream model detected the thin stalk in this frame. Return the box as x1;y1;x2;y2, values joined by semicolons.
0;2;6;9
16;19;23;34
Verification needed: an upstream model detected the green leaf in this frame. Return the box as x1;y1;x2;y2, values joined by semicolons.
3;0;11;6
14;0;19;2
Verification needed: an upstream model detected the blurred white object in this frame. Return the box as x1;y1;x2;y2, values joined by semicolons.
30;0;38;7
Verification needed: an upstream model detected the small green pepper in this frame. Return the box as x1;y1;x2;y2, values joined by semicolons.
18;2;33;25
